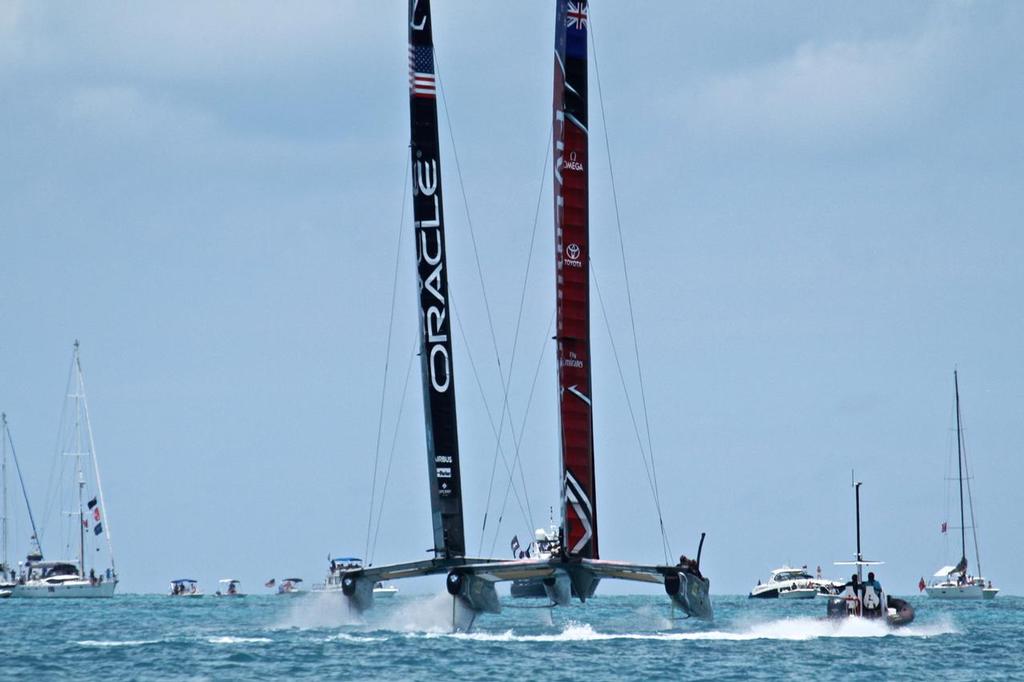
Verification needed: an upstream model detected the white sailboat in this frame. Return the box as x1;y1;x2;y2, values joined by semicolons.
925;371;998;600
1;414;19;597
12;341;118;598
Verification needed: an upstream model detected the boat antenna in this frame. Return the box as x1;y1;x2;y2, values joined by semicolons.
954;370;967;573
3;413;43;559
852;472;863;580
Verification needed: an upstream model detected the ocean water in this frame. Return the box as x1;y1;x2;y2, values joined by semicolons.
2;592;1020;680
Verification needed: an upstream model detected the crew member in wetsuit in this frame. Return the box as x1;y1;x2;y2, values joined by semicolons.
863;572;884;617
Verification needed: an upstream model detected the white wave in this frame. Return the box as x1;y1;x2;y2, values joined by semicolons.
323;632;389;643
207;636;273;645
76;639;161;648
425;617;957;643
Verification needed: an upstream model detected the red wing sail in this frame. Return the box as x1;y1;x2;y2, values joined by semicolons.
553;0;597;559
408;0;465;558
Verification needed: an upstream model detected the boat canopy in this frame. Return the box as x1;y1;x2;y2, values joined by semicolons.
283;578;303;583
834;560;884;566
219;578;241;584
171;578;198;584
933;565;960;577
331;557;362;563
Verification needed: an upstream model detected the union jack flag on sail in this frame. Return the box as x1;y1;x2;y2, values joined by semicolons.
566;1;587;30
409;44;436;99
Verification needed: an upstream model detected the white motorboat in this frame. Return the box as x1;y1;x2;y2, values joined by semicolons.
170;578;203;597
277;578;304;594
749;566;843;599
924;371;998;600
216;578;244;597
313;557;397;596
8;343;119;599
372;582;398;597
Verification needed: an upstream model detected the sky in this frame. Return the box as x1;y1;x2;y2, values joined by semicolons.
1;1;1022;598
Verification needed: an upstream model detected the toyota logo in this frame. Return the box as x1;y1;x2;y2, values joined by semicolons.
566;243;581;260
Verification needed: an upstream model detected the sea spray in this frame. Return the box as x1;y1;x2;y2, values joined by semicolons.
274;591;365;630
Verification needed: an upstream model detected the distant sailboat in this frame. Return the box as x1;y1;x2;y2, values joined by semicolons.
1;414;20;597
12;341;118;598
925;371;998;599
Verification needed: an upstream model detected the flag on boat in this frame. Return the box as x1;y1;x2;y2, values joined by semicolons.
88;497;97;509
265;578;276;588
918;577;926;592
93;522;102;536
941;521;947;534
510;535;520;558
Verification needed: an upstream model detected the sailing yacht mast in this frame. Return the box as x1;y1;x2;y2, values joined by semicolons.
1;414;8;572
953;370;967;572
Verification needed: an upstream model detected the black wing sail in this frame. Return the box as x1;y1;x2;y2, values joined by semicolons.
409;0;465;558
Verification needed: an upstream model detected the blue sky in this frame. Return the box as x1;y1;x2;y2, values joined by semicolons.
1;1;1022;597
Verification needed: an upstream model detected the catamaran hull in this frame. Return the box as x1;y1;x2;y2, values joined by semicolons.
666;571;712;619
12;581;117;598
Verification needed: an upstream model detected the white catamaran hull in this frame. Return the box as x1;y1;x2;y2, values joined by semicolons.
12;580;117;598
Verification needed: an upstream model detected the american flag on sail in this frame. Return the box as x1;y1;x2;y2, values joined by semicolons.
566;1;588;31
409;44;436;99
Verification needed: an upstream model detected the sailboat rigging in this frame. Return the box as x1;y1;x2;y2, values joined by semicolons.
924;371;998;599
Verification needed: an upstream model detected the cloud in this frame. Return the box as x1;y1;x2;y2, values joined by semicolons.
684;20;961;148
67;86;215;140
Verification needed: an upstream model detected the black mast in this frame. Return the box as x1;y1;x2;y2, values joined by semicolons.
954;370;967;571
854;480;862;563
408;0;465;558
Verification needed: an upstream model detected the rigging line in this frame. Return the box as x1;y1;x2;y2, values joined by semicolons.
591;13;671;560
592;261;670;563
488;308;556;558
450;296;534;541
434;51;541;544
479;127;553;554
368;336;419;565
40;349;77;539
363;154;411;562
